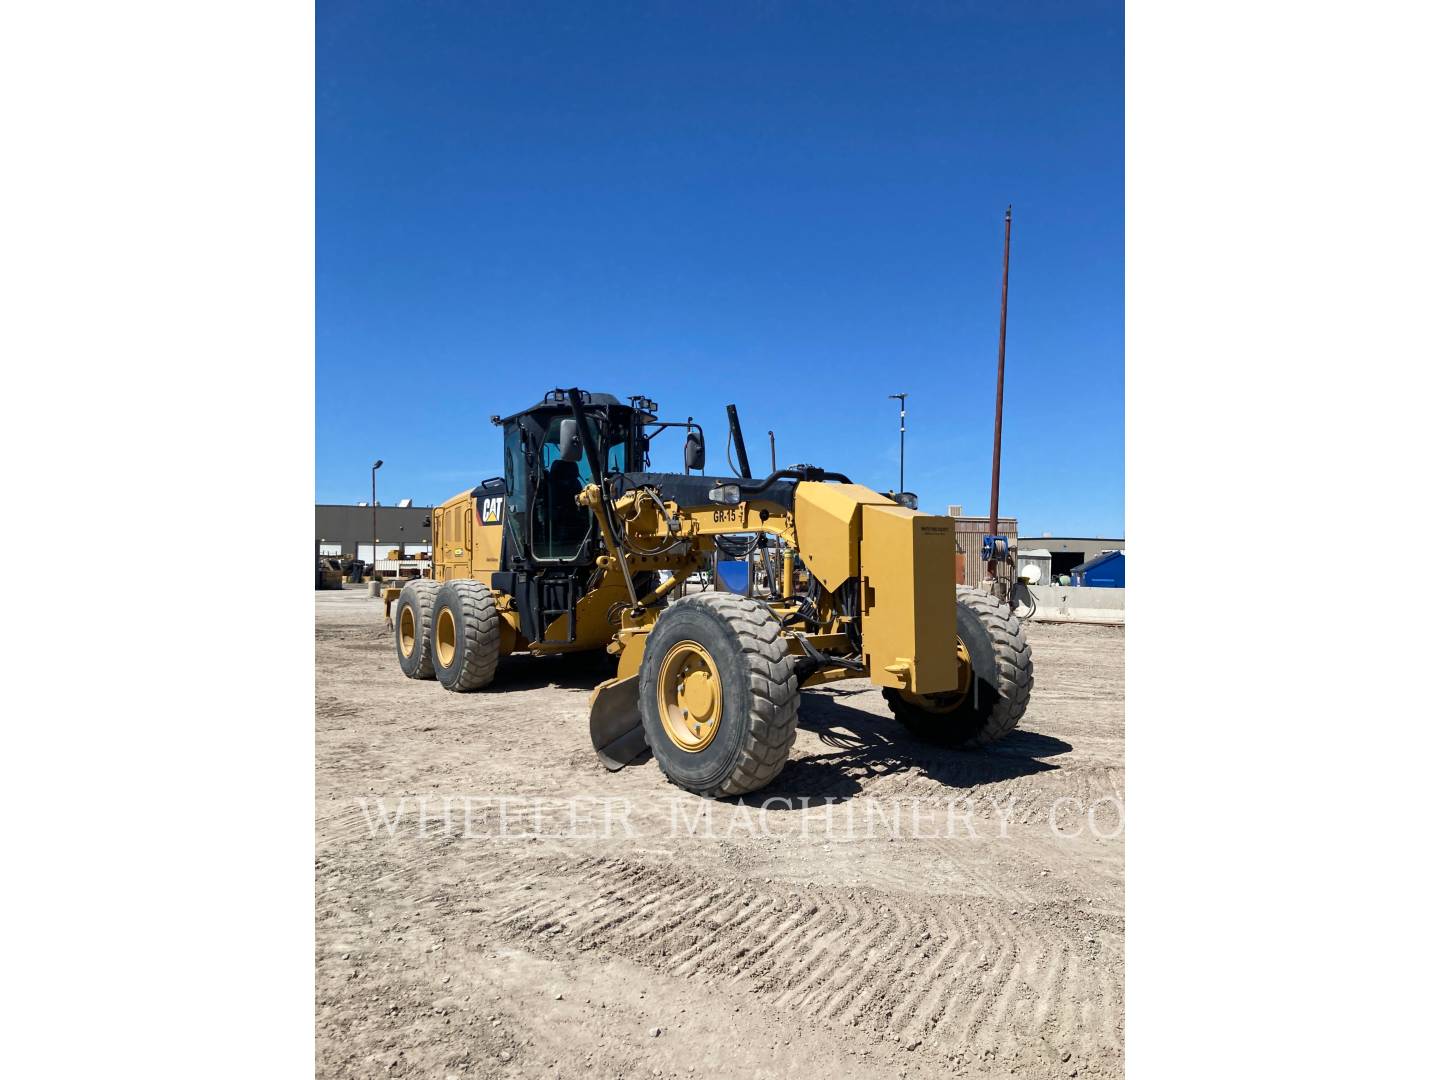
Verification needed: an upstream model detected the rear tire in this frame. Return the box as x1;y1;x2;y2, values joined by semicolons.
431;580;501;691
883;587;1033;747
394;580;441;680
638;593;798;798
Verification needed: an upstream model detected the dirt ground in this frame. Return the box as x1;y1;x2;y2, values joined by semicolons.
316;587;1124;1079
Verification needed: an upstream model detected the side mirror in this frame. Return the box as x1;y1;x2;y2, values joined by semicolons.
684;430;706;471
558;418;584;462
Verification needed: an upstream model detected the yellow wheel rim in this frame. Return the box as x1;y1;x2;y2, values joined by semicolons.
904;637;974;713
436;607;457;668
399;605;416;658
656;640;723;752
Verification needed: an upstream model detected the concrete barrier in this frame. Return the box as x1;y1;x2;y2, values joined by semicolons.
1014;584;1124;624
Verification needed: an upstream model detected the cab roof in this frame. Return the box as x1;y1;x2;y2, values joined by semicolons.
496;388;626;425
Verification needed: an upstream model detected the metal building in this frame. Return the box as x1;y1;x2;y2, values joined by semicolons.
1016;548;1053;585
951;513;1019;587
1018;535;1124;584
316;503;434;565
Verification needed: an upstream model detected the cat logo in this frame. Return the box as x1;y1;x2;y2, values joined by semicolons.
479;495;504;525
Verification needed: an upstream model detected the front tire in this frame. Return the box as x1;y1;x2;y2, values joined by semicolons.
883;587;1034;747
638;593;798;798
394;580;441;679
431;580;501;691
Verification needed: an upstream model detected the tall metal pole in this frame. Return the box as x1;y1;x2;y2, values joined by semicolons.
371;459;384;571
987;206;1012;576
888;392;908;492
768;430;776;472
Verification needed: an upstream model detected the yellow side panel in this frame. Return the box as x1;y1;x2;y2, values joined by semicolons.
860;505;958;695
793;482;893;592
433;489;473;582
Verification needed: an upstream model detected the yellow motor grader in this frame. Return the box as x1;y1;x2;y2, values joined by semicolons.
389;388;1032;798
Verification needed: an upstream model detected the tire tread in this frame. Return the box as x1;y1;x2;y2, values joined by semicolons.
652;592;799;798
396;580;442;680
435;580;501;691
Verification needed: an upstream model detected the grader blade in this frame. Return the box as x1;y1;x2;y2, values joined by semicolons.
589;675;648;770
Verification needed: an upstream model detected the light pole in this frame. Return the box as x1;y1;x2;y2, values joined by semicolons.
371;459;384;570
987;206;1012;581
887;393;907;493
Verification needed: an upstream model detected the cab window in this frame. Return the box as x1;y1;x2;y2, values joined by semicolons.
531;415;628;560
533;416;593;559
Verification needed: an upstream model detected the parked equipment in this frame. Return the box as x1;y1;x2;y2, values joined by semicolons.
316;558;345;590
387;388;1034;797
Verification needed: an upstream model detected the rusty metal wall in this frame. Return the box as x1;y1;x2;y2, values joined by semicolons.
951;516;1018;587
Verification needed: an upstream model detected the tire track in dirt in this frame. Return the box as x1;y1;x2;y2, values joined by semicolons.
798;761;1124;820
810;890;882;1020
317;592;1124;1078
886;906;965;1034
462;852;1120;1068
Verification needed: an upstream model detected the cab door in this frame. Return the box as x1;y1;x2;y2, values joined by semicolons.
473;488;505;578
438;500;469;580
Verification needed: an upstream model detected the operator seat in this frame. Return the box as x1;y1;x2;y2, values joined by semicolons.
542;458;586;555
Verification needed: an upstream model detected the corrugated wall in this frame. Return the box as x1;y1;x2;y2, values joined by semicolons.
951;516;1019;587
316;504;434;557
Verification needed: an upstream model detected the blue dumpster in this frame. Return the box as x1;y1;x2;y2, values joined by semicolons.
1072;550;1125;588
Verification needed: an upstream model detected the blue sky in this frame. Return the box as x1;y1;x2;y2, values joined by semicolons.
318;0;1123;536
